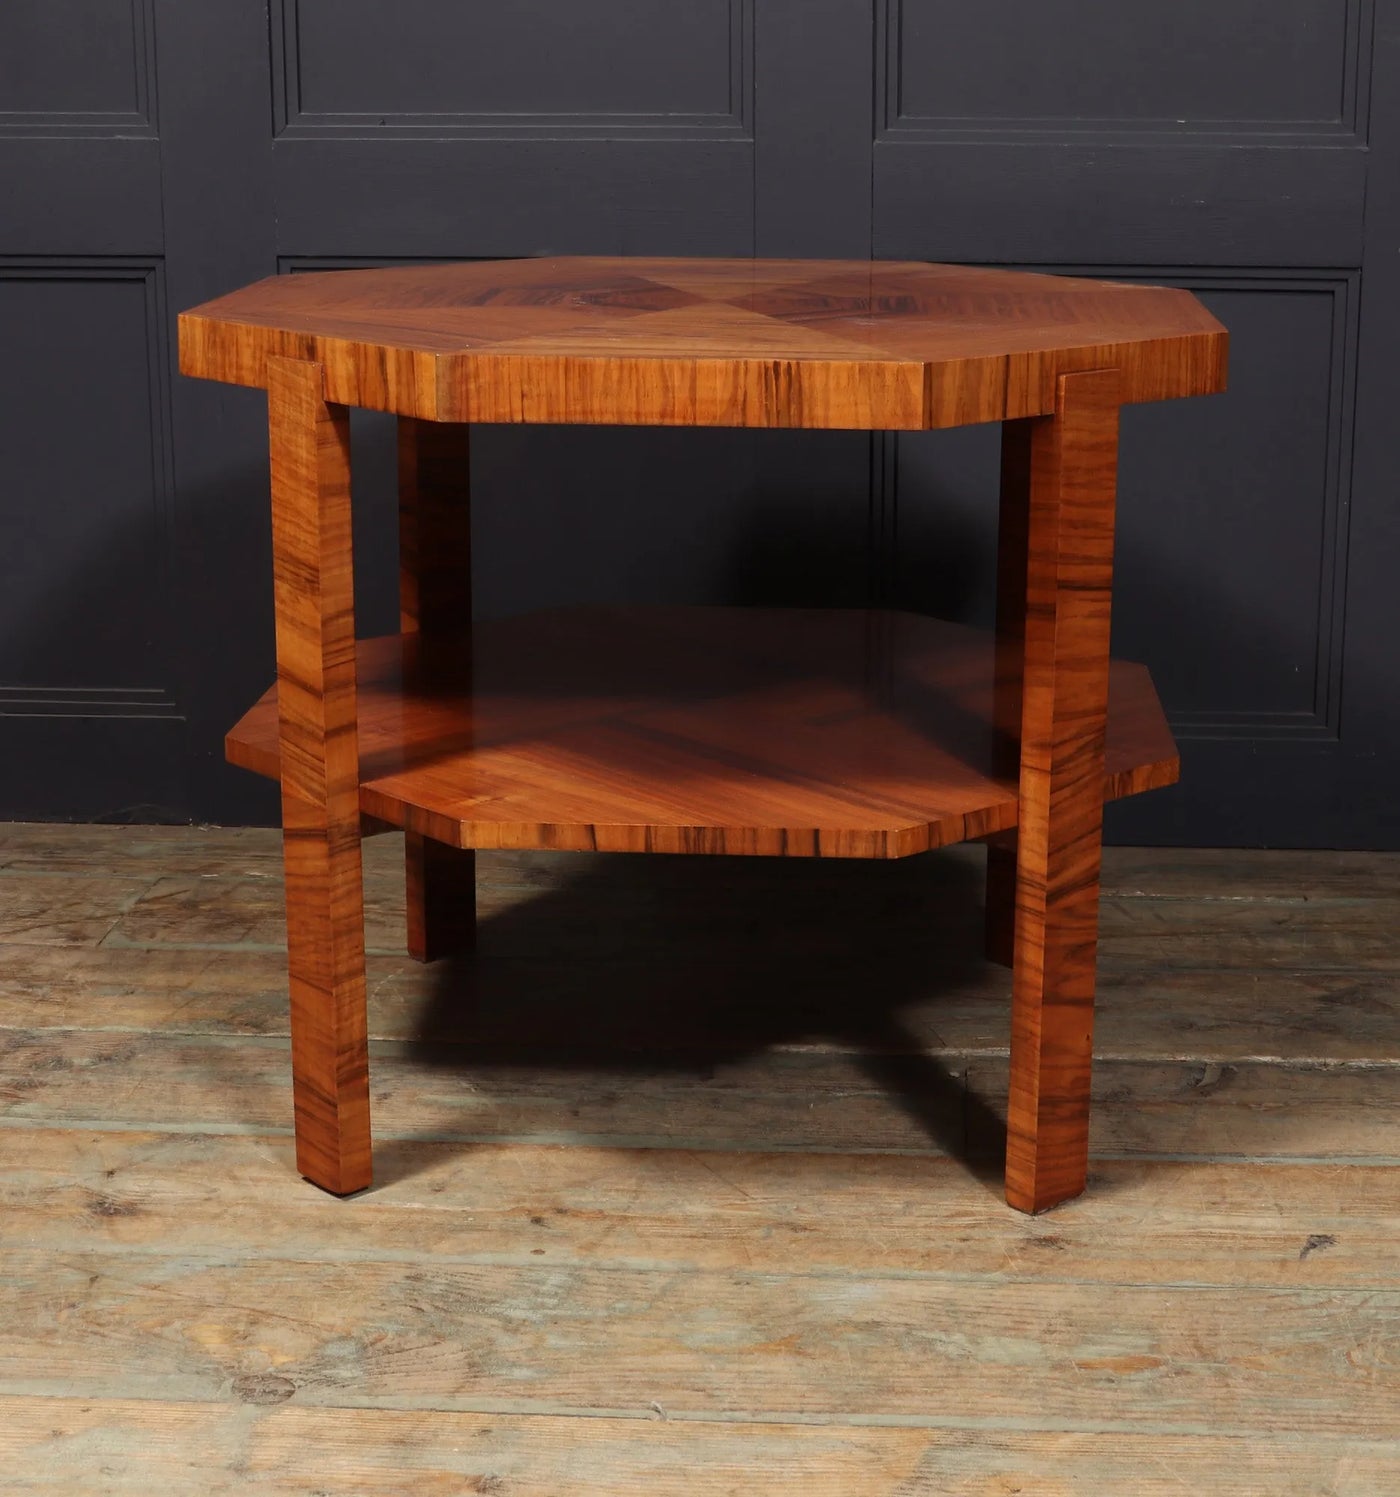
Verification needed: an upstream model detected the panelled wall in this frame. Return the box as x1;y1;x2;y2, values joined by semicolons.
3;0;1398;845
0;0;180;816
875;0;1398;846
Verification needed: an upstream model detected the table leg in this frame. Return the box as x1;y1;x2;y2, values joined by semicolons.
983;833;1018;968
1002;368;1121;1214
984;418;1036;969
267;356;372;1196
398;417;477;962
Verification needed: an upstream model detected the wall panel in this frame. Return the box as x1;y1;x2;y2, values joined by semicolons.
891;272;1356;747
0;261;178;718
0;0;156;135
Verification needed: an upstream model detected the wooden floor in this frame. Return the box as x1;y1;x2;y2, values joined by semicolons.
3;825;1400;1493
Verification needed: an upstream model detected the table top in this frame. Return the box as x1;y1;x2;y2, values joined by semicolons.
180;256;1227;430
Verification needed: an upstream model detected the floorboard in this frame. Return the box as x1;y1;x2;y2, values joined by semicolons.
2;825;1398;1490
4;1396;1394;1496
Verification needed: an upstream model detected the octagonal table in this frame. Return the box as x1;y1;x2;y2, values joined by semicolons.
179;258;1227;1213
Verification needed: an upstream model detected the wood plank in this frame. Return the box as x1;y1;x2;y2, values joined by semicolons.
92;862;1400;974
101;872;408;954
0;874;157;946
3;1395;1392;1496
0;823;484;887
4;837;1399;1066
1;1242;1396;1432
0;823;284;878
21;824;1400;904
1097;896;1400;970
6;1127;1400;1291
0;1029;964;1151
1099;846;1400;902
3;1029;1398;1161
4;824;1399;1480
8;944;1400;1068
11;824;1400;905
969;1056;1400;1163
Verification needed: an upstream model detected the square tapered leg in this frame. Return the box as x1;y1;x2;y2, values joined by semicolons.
1000;369;1121;1214
985;414;1035;971
398;417;477;963
268;355;372;1195
984;833;1018;969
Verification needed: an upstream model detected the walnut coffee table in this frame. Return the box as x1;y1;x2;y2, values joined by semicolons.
179;258;1227;1213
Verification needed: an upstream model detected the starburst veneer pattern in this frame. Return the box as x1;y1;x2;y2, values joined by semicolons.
179;256;1226;428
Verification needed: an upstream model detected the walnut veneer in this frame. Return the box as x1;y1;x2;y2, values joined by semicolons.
179;257;1227;1213
225;611;1177;859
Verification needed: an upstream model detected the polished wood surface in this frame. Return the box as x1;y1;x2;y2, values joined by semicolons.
397;417;477;963
266;357;371;1196
1002;371;1122;1214
982;831;1019;969
225;607;1177;860
982;417;1038;971
179;256;1227;429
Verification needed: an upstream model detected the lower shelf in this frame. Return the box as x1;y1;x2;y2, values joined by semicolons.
226;606;1178;858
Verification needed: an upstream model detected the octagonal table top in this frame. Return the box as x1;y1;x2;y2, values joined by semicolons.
179;256;1227;430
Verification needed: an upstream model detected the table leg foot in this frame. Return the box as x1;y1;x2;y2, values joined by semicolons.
983;832;1017;968
398;417;475;965
283;796;372;1197
405;831;477;962
1003;839;1099;1214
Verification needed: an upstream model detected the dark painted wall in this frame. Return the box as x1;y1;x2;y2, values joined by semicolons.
2;1;1398;846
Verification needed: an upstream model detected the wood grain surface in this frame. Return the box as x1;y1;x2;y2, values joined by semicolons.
8;1127;1400;1288
1;825;1398;1491
178;257;1227;429
7;1024;1400;1160
7;1246;1400;1430
983;418;1037;968
225;607;1177;858
397;416;477;962
0;1398;1391;1497
1004;370;1121;1214
266;357;371;1196
7;827;1399;1055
